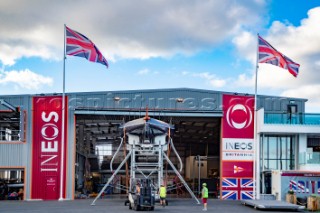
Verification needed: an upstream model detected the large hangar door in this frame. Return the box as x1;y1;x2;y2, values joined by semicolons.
74;113;221;197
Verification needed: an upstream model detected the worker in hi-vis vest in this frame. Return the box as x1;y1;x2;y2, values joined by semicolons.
201;183;208;211
159;184;167;207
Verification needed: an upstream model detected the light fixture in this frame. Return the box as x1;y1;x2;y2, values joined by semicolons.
114;96;120;101
176;98;184;103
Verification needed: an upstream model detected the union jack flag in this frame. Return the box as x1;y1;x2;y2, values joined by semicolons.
289;180;320;194
221;178;253;200
65;26;109;68
258;35;299;77
289;180;309;193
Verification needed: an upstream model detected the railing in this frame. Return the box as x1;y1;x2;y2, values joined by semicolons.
264;113;320;125
299;152;320;164
0;129;21;142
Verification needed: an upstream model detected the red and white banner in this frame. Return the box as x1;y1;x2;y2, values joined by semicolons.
222;138;254;161
32;96;67;200
222;161;253;177
222;94;254;138
221;94;255;200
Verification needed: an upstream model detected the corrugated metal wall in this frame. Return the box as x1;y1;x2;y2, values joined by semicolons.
67;88;223;111
0;95;31;111
0;144;26;166
0;95;30;167
0;95;32;199
67;88;306;113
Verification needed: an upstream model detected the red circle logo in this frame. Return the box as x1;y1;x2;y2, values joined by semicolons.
226;104;252;129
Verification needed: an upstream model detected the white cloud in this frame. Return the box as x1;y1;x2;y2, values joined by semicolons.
0;0;266;65
137;68;150;75
0;42;58;66
0;69;53;89
181;71;189;76
232;31;256;64
281;85;320;112
192;72;226;88
282;85;320;101
234;73;255;88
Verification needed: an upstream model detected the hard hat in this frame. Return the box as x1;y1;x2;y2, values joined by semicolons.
202;183;207;186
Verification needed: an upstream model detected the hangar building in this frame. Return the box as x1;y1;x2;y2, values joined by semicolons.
0;88;319;201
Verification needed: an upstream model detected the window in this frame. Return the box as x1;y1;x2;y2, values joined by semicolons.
0;168;25;200
95;144;112;166
261;135;295;170
307;137;320;152
0;111;25;142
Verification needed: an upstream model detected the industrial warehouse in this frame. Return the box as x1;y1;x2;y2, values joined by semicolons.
0;88;319;204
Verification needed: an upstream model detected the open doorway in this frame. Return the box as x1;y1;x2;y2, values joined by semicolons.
0;168;24;200
74;113;221;199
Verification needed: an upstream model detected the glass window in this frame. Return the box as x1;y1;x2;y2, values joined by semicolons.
95;144;112;166
268;160;277;170
263;160;268;170
263;137;268;157
261;135;295;171
0;111;24;142
268;137;277;158
280;138;287;159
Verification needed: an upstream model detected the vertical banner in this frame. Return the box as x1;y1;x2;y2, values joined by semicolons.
221;94;254;200
32;96;68;200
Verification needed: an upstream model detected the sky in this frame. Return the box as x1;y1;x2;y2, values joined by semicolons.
0;0;319;112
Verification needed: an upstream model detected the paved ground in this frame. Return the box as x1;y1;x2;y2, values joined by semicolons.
0;198;304;213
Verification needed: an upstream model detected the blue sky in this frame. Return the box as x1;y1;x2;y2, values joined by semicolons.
0;0;319;112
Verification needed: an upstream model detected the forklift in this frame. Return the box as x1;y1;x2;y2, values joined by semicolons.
128;179;155;211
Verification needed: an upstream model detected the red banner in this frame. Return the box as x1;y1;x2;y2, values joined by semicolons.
222;161;253;177
32;96;67;200
221;94;255;200
222;94;254;139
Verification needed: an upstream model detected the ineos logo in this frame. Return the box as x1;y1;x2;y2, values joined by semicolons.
226;104;252;129
41;112;59;140
41;123;59;140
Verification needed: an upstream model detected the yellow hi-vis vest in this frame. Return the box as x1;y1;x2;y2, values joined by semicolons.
202;187;208;198
159;186;166;198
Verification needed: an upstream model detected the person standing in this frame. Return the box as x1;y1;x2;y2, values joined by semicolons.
201;183;208;211
0;182;4;200
159;184;167;207
136;182;141;195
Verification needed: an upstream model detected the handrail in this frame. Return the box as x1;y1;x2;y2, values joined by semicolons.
264;112;320;125
169;138;183;172
110;137;124;172
298;152;320;164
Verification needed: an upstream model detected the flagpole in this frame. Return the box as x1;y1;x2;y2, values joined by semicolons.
253;33;260;200
59;24;66;201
